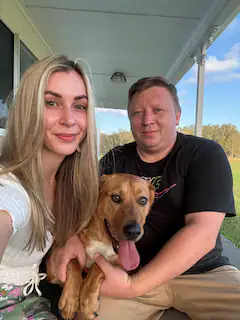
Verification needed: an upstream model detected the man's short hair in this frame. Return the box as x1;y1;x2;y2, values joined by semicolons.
128;76;181;113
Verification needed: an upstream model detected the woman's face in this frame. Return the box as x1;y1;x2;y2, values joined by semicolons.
43;70;88;159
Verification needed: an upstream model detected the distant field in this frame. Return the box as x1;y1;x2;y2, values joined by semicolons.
221;159;240;248
230;159;240;214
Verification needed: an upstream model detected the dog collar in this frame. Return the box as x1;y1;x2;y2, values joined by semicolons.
104;218;119;254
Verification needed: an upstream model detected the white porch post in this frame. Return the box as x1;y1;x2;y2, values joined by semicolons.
194;26;220;137
195;43;207;137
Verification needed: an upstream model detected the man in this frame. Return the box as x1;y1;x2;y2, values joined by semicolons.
95;77;240;319
49;77;240;320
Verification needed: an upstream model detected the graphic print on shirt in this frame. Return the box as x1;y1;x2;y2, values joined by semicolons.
141;175;177;201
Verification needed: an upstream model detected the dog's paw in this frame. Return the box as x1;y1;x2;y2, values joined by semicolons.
59;289;79;320
79;289;100;320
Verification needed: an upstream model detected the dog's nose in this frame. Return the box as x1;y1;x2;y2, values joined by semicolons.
123;222;141;240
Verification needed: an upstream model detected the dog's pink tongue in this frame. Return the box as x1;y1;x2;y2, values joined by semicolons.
118;240;140;271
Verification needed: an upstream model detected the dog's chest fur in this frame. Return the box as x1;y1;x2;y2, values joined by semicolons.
85;240;116;268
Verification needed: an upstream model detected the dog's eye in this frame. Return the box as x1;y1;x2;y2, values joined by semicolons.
138;196;147;206
111;194;121;203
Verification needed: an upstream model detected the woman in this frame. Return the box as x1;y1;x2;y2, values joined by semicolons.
0;55;99;319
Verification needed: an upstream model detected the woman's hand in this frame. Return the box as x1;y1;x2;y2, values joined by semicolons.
94;253;138;299
50;235;86;283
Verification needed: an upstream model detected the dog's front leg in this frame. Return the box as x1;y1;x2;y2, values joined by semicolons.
58;258;83;320
79;263;104;320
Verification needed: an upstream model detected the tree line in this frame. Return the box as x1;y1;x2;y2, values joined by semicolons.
100;124;240;158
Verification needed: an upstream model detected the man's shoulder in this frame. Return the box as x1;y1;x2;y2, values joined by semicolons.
171;133;228;175
177;132;219;146
104;141;136;158
115;141;136;151
176;132;224;155
100;141;136;174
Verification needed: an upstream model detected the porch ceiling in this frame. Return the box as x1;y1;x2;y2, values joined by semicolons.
20;0;240;109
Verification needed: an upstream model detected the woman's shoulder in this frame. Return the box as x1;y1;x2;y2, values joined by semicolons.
0;169;29;199
0;169;31;233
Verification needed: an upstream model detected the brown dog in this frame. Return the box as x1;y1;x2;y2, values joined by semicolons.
47;173;155;320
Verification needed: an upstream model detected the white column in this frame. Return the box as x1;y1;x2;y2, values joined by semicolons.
195;43;207;137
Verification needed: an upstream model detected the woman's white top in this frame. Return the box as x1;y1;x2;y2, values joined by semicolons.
0;172;53;295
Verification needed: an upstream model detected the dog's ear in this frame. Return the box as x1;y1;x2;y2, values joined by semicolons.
99;174;110;189
148;182;155;206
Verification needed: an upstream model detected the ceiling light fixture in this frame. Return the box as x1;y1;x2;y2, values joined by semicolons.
110;72;126;84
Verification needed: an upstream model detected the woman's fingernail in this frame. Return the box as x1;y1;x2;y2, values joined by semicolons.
93;311;98;317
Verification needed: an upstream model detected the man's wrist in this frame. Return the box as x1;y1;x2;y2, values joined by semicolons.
128;274;143;298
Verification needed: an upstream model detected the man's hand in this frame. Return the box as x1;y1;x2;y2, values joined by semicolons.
94;253;137;299
50;235;86;283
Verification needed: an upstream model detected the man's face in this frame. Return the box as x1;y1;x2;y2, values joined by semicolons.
128;86;181;156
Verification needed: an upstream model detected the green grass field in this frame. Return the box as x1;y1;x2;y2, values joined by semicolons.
220;159;240;248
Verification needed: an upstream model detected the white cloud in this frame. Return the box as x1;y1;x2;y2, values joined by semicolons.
205;55;239;72
183;75;197;84
178;89;189;97
226;43;240;59
183;43;240;84
178;89;189;106
212;72;240;82
205;43;240;72
96;107;128;117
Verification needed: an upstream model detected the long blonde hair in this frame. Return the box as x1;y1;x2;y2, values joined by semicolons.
0;55;99;250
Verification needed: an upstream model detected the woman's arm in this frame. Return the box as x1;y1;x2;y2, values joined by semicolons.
0;211;13;261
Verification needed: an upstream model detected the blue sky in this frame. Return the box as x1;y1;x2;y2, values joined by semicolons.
96;13;240;134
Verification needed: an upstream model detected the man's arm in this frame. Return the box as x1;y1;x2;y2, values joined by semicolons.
130;210;225;297
95;210;225;298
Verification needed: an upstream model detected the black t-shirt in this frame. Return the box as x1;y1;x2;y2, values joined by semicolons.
100;133;236;274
